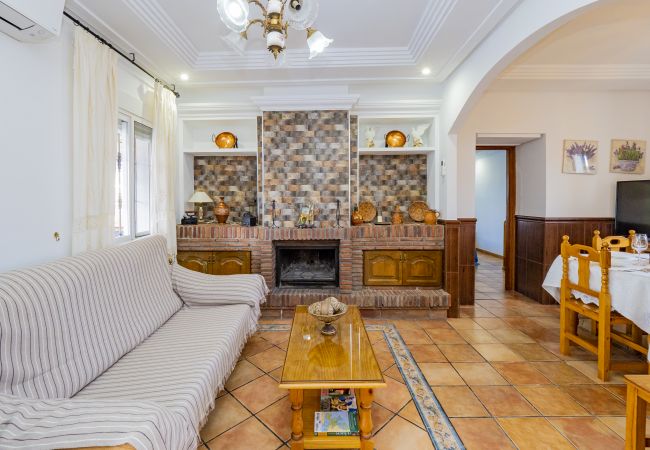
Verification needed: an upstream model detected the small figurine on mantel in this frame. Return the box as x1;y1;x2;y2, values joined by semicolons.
411;123;431;147
365;127;376;148
297;203;316;228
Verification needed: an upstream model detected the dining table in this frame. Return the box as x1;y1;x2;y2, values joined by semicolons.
543;251;650;335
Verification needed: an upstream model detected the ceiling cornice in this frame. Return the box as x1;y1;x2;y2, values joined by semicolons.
353;99;442;117
177;102;261;119
500;64;650;80
251;94;360;111
121;0;198;66
409;0;457;62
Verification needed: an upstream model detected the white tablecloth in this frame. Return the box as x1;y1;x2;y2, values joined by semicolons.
542;252;650;333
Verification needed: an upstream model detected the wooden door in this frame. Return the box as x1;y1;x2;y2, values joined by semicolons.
213;251;251;275
177;251;211;274
363;251;402;286
402;251;442;287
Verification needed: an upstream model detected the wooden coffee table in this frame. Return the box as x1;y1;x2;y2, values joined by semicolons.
279;305;386;450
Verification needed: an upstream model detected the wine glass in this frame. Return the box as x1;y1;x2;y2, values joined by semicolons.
632;233;648;265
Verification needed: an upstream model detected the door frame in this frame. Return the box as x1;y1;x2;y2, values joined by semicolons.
475;146;516;291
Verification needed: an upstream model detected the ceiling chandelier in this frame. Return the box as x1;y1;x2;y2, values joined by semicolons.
217;0;333;59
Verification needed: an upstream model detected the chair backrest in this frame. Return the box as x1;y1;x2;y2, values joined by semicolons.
561;235;611;300
592;229;636;253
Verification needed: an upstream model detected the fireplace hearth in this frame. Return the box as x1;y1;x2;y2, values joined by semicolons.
275;240;339;288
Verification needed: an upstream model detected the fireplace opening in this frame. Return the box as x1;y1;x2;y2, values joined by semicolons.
275;240;339;288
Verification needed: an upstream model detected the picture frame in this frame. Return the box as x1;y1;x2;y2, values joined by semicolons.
610;139;646;174
562;139;598;175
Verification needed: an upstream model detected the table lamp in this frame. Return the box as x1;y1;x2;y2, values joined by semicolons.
187;190;214;222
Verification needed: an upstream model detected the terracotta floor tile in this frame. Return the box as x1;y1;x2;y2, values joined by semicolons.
199;394;251;441
472;386;539;417
398;400;427;428
371;402;396;434
231;375;287;413
447;318;483;330
373;416;435;450
256;396;292;442
498;417;575;450
471;343;525;362
267;366;283;382
224;360;265;391
258;330;290;345
516;385;589;416
565;360;627;384
372;338;390;354
366;330;385;343
437;344;485;362
431;386;489;417
452;362;509;386
384;364;405;383
460;305;496;318
604;384;627;400
531;361;594;384
473;318;509;330
416;319;452;329
399;328;434;344
457;329;500;344
562;385;626;415
407;344;447;363
550;417;624;450
450;418;515;449
424;328;467;344
373;349;396;371
240;338;274;359
419;362;466;386
597;416;650;439
206;417;283;450
490;362;551;385
530;316;561;330
246;346;286;372
506;343;559;361
393;319;424;331
373;375;412;412
488;327;535;344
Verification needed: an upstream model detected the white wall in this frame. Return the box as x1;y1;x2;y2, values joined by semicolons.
0;22;156;273
0;22;74;272
516;136;546;217
475;150;507;255
457;90;650;218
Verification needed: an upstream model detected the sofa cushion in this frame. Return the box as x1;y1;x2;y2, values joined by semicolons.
172;263;269;310
0;236;182;399
75;304;259;431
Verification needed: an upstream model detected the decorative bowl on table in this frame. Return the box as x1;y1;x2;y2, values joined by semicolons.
308;297;348;336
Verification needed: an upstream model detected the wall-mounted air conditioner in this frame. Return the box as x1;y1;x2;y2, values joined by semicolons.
0;0;66;42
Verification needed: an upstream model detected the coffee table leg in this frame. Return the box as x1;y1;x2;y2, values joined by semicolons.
358;388;374;450
289;389;304;450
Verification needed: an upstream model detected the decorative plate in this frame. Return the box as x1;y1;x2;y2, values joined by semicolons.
408;201;429;222
358;201;377;223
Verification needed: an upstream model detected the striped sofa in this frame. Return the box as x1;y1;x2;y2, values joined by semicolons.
0;236;268;450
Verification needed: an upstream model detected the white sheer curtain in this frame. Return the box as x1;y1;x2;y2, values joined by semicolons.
72;27;118;254
151;83;178;255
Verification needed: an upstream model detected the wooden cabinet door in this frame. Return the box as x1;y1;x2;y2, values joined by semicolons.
213;251;251;275
402;251;443;287
363;250;403;286
177;251;211;274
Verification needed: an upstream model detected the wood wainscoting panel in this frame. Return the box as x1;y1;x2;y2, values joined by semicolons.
515;216;614;304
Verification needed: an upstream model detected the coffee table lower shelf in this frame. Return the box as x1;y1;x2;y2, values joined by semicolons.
300;389;361;450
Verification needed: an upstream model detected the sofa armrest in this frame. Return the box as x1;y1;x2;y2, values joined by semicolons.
0;394;197;450
172;263;269;308
72;445;135;450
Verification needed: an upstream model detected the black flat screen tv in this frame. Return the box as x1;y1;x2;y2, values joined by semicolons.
616;180;650;235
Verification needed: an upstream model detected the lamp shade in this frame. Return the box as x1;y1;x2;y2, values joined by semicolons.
188;190;214;204
307;28;333;59
217;0;250;32
222;31;248;55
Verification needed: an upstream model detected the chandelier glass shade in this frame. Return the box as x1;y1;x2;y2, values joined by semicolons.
217;0;332;59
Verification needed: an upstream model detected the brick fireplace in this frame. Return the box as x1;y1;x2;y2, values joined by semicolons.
275;240;339;288
177;224;451;317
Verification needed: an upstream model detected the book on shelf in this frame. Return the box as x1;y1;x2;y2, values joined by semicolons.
319;389;358;412
313;410;359;436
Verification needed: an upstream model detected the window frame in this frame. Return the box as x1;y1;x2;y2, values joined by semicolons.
115;109;153;244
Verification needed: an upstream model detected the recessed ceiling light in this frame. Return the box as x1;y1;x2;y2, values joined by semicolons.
421;67;431;76
180;73;189;81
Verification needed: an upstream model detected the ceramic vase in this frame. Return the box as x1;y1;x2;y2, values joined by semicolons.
214;197;230;224
351;208;364;226
424;209;439;225
391;206;403;225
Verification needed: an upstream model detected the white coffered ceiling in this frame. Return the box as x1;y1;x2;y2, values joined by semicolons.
65;0;520;87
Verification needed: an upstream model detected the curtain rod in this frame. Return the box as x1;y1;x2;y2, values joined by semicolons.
63;11;180;98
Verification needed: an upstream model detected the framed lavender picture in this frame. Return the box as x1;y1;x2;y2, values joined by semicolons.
610;139;646;174
562;140;598;174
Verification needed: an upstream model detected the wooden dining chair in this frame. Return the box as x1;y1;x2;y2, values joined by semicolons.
592;229;636;253
591;229;643;341
560;236;647;381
